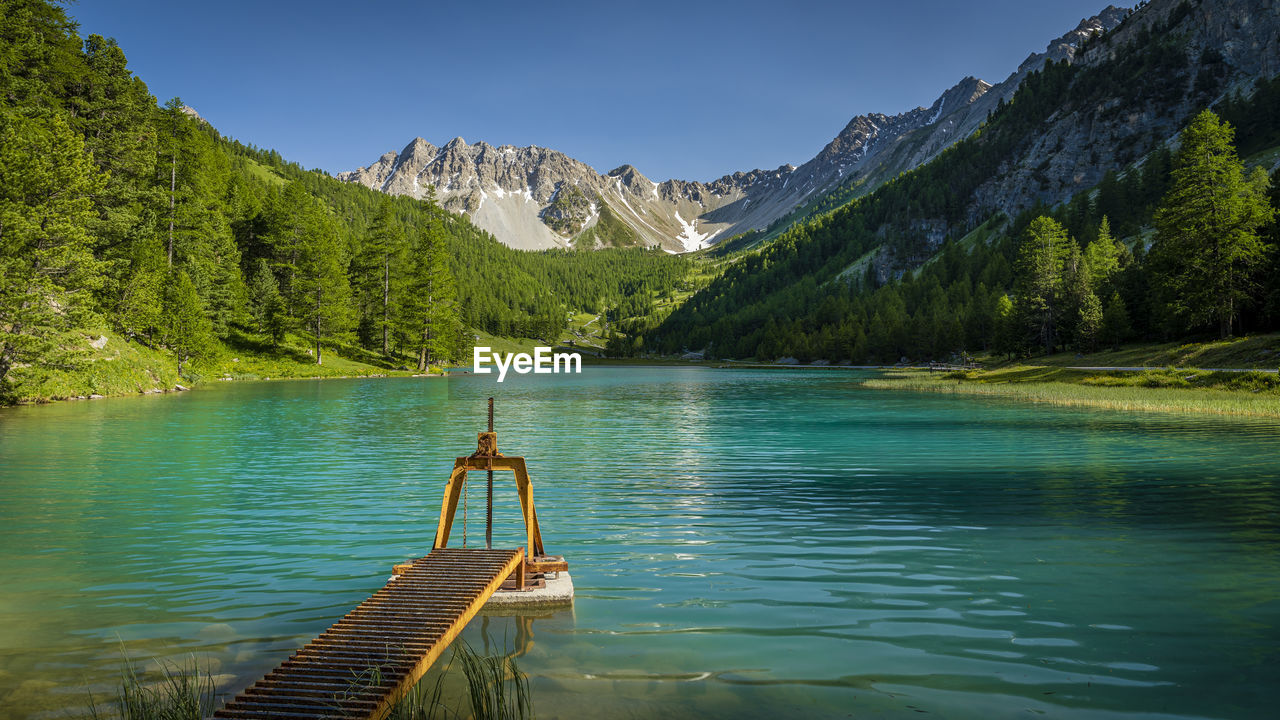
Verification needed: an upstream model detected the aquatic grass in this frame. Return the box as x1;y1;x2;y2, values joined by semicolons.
383;640;532;720
321;639;532;720
454;641;532;720
87;656;217;720
84;640;531;720
384;670;449;720
863;368;1280;417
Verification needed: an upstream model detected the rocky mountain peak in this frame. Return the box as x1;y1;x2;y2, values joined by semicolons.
400;137;438;162
337;5;1141;253
607;164;641;178
1018;4;1129;73
180;105;206;124
929;76;993;120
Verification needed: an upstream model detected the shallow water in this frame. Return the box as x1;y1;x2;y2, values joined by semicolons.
1;368;1278;719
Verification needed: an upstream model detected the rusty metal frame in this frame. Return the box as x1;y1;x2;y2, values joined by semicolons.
433;451;545;560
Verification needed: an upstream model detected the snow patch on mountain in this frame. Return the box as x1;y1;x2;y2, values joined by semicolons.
675;211;710;252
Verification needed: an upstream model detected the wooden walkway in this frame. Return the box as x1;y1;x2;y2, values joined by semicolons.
213;547;524;720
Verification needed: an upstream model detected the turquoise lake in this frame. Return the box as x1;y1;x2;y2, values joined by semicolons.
1;367;1279;719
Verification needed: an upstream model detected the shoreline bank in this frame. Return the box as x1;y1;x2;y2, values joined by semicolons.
862;367;1280;417
1;369;443;408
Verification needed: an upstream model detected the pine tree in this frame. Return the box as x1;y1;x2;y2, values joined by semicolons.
118;234;165;343
162;269;214;376
1061;240;1091;347
265;181;314;316
1152;110;1276;337
0;0;84;113
73;34;160;306
993;294;1018;358
162;97;184;268
0;112;105;396
246;257;286;345
398;223;460;371
295;206;352;365
1084;216;1126;296
1014;216;1074;354
352;197;406;356
1100;291;1132;351
1077;290;1103;352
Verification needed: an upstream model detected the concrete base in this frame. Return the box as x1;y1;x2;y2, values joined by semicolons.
484;571;574;609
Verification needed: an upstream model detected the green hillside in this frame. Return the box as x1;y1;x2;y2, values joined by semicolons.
647;11;1280;363
0;0;691;402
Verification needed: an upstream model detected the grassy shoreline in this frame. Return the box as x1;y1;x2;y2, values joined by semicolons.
11;330;1278;417
862;365;1280;417
2;328;439;407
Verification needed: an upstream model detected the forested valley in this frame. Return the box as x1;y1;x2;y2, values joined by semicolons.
5;0;1280;405
0;0;691;401
646;18;1280;364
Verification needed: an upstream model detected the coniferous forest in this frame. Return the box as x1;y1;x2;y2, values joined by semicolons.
0;0;691;401
4;0;1280;404
646;49;1280;362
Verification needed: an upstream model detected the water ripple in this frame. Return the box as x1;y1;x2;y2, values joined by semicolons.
1;369;1279;719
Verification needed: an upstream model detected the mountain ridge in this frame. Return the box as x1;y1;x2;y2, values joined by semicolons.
338;6;1128;252
647;0;1280;360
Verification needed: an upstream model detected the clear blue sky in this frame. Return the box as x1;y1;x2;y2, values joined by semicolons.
69;1;1116;182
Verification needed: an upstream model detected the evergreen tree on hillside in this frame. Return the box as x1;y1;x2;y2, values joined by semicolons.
295;207;352;365
352;197;407;356
161;97;244;335
1101;291;1132;351
266;181;319;318
1014;216;1074;355
398;224;460;371
1152;110;1276;338
0;112;105;395
1076;290;1103;352
73;34;159;303
0;0;84;112
246;257;285;345
993;294;1018;358
1084;216;1126;296
1060;240;1092;349
162;268;214;375
118;234;165;343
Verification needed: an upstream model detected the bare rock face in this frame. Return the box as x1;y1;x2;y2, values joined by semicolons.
969;0;1280;223
541;185;593;236
180;105;207;124
336;5;1135;253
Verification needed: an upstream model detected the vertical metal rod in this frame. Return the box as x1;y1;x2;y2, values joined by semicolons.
486;397;494;550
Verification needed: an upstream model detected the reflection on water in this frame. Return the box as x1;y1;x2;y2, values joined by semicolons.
1;368;1279;719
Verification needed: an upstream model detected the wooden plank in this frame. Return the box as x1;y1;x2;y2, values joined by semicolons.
528;556;569;573
214;548;523;720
